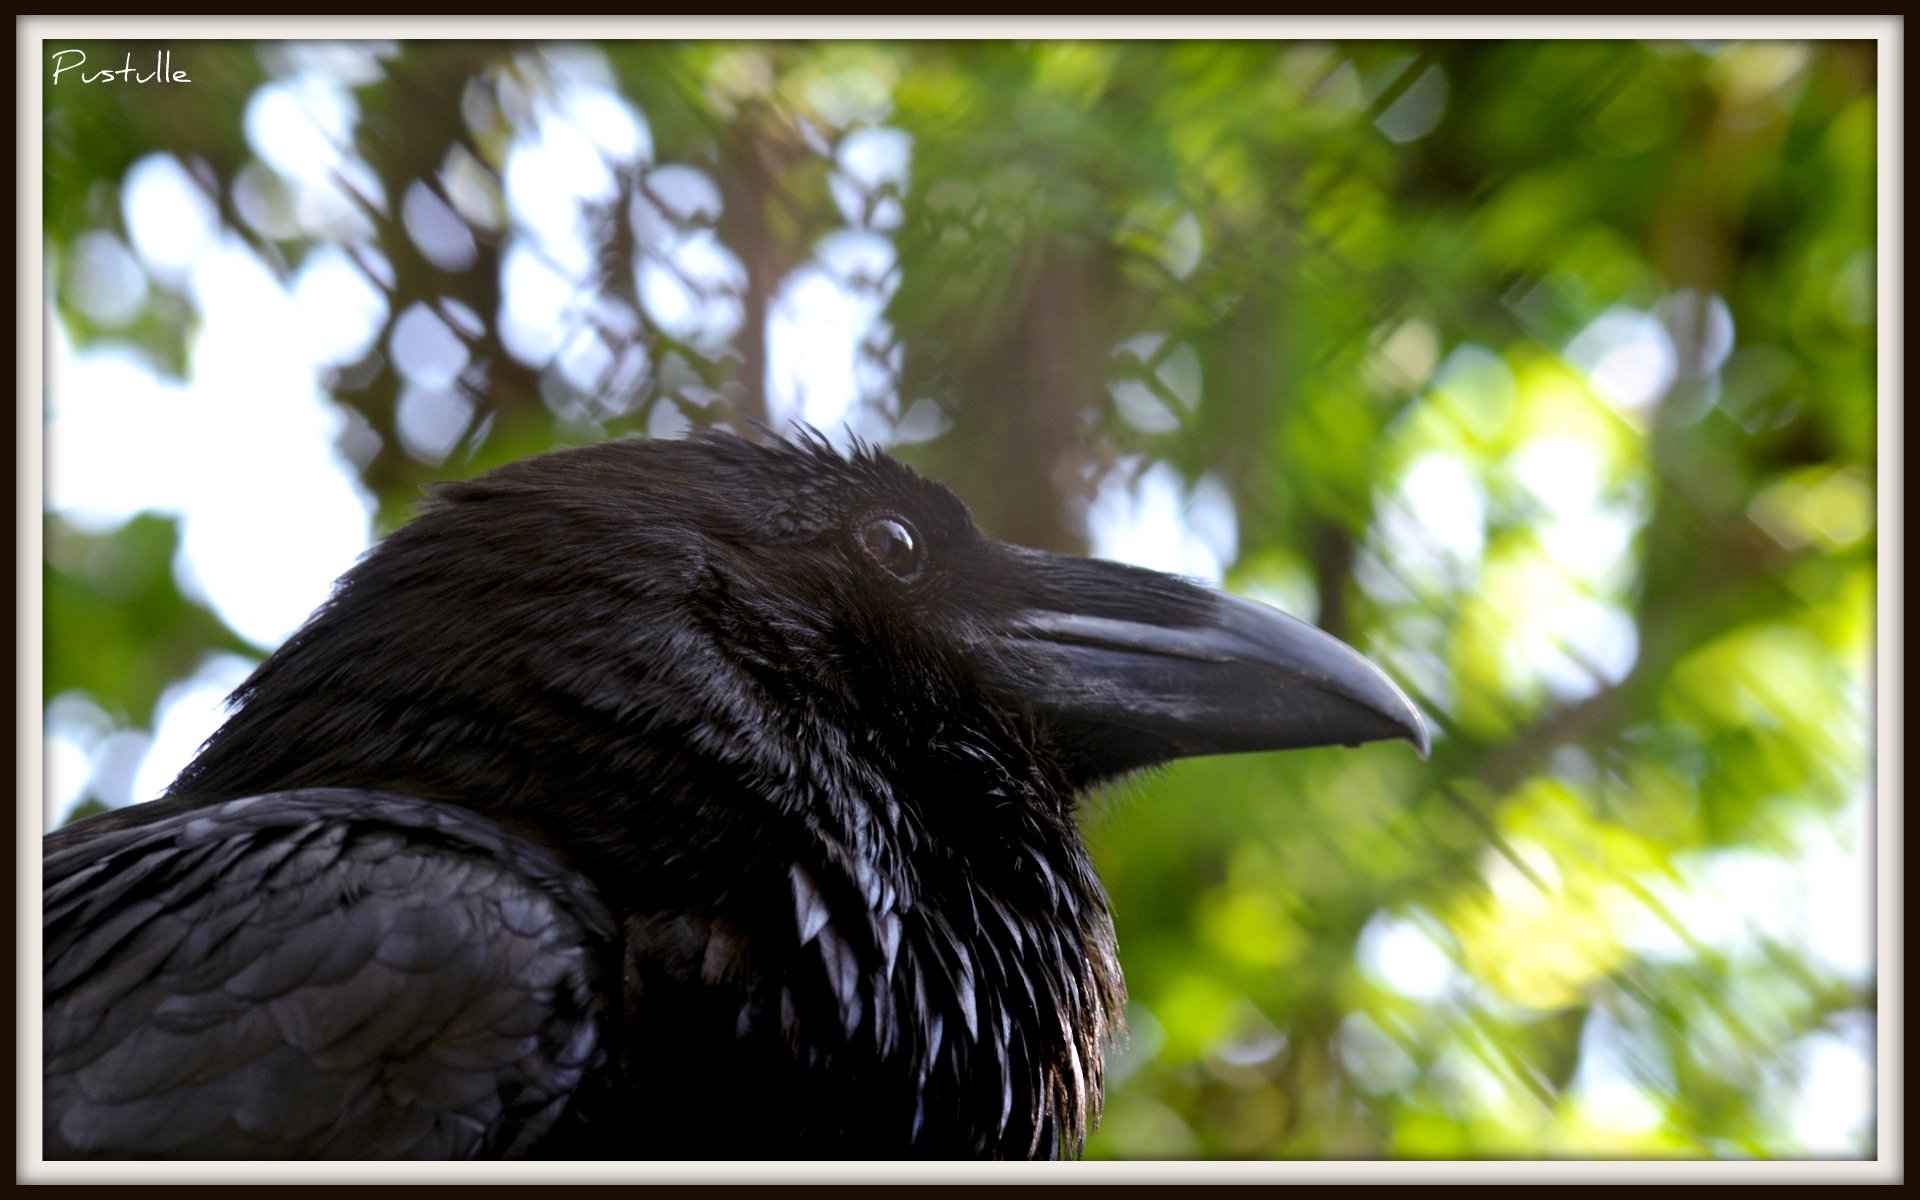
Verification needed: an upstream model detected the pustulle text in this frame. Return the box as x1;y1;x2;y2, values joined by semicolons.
49;49;190;85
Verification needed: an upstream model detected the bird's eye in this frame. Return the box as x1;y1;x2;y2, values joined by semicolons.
860;517;921;579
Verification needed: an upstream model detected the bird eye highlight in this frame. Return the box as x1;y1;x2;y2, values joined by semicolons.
860;517;921;578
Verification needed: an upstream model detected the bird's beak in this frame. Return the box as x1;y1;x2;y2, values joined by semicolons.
980;550;1428;780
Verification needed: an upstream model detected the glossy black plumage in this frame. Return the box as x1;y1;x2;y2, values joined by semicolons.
43;430;1424;1160
45;789;608;1158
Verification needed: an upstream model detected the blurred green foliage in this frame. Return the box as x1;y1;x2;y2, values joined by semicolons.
41;38;1879;1160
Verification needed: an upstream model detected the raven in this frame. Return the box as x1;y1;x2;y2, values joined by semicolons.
44;429;1425;1160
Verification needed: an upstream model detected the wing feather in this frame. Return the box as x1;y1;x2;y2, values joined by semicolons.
44;789;615;1160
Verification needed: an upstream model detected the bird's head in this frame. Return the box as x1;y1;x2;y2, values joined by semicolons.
172;427;1425;834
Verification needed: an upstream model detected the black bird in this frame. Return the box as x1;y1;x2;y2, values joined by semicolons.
43;429;1426;1160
